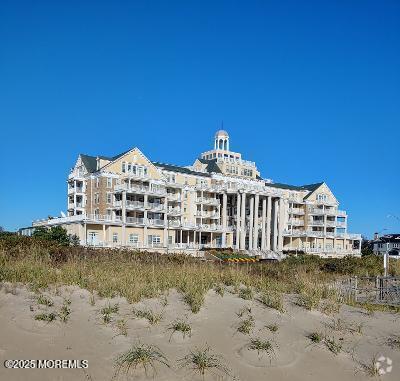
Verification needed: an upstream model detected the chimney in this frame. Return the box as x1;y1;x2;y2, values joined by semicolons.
373;232;379;240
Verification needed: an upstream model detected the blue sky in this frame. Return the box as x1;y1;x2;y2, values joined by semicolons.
0;1;399;237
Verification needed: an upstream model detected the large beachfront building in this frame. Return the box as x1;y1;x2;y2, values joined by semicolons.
31;130;361;258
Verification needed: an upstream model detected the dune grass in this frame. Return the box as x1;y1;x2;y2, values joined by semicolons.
179;346;230;379
168;318;192;341
114;343;169;377
1;235;399;316
133;308;163;325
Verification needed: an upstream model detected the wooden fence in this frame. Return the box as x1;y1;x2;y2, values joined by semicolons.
333;276;400;306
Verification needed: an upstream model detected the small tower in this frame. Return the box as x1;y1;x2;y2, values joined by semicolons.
214;130;229;151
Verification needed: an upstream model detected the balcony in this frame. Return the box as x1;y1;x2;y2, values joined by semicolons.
326;220;336;227
197;224;223;231
195;197;220;206
195;211;220;219
288;219;304;226
147;218;165;227
115;183;166;196
126;200;145;210
168;207;182;216
336;221;347;227
308;219;324;226
126;217;145;225
167;193;182;202
147;202;164;211
288;208;305;215
307;208;326;215
337;210;347;216
167;220;181;228
121;172;149;181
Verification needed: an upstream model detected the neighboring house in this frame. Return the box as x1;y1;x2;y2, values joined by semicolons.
373;234;400;257
20;130;362;258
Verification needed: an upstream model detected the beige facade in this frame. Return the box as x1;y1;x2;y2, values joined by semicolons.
32;130;361;258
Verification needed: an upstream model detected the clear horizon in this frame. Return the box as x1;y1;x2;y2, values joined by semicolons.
0;0;399;238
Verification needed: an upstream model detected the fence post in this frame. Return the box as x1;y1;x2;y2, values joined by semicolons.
375;276;379;302
354;276;358;302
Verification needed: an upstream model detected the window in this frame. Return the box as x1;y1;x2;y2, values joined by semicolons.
129;234;139;244
148;235;161;246
95;178;100;188
168;236;173;245
107;177;112;188
94;193;99;204
106;193;112;204
106;209;112;219
317;194;327;202
122;162;126;173
336;228;346;234
127;163;132;172
112;233;118;243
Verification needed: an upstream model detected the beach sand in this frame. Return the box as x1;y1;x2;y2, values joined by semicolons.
0;283;399;381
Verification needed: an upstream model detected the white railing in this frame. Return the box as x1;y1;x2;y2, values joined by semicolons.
126;217;145;225
197;224;223;231
167;220;181;228
288;208;305;215
147;219;165;226
336;221;347;227
168;207;181;215
167;193;182;202
126;200;145;209
307;208;326;215
337;210;347;216
288;219;304;226
147;202;164;211
308;220;324;225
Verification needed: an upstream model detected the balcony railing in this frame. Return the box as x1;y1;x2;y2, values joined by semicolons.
147;202;164;211
195;197;220;205
167;193;182;202
195;211;220;218
288;219;304;226
115;184;167;196
288;208;305;215
168;207;182;215
308;220;324;225
126;200;145;209
126;217;145;225
147;219;165;227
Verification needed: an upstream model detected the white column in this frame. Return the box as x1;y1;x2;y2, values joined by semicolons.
103;224;106;246
278;198;284;251
240;192;247;250
235;193;241;249
164;197;168;247
266;196;272;250
261;197;266;250
253;194;259;250
248;195;254;250
143;193;148;248
222;193;227;247
122;191;126;246
272;198;279;251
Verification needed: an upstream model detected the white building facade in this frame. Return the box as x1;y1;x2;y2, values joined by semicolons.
30;130;361;258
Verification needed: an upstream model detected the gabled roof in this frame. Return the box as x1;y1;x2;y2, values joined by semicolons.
79;149;133;173
267;182;324;192
374;234;400;243
80;154;97;173
198;158;223;174
152;162;210;177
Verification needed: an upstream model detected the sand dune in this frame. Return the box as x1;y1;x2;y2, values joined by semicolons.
0;283;399;380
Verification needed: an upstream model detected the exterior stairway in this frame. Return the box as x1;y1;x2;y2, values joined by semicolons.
245;249;286;261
